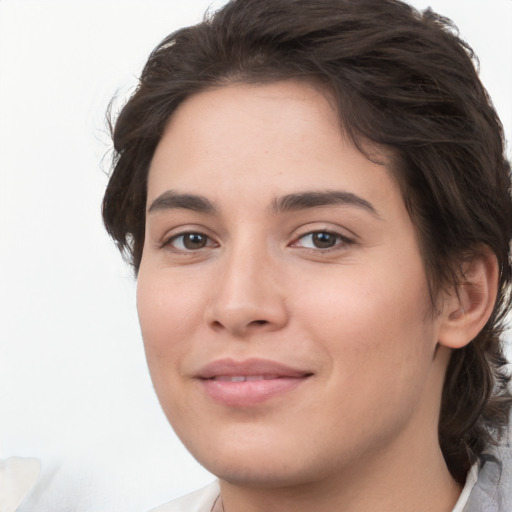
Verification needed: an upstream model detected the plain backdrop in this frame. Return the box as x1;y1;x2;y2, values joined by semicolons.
0;1;511;511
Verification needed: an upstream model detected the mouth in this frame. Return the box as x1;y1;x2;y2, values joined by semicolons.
210;375;283;382
196;358;313;407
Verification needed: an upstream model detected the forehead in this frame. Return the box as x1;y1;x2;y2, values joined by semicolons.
148;81;398;205
157;80;342;166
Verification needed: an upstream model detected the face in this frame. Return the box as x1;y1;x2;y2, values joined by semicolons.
137;81;450;488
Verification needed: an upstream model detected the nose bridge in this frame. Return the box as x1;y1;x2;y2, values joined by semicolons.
207;230;287;335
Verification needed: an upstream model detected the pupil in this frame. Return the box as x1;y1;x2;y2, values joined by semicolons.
313;232;335;248
184;233;207;249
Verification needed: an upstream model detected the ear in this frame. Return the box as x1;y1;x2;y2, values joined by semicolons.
438;249;498;349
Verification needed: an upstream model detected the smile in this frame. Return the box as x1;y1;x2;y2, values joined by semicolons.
211;375;280;382
197;358;313;407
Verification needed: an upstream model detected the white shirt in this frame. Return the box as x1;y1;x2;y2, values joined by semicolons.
451;462;479;512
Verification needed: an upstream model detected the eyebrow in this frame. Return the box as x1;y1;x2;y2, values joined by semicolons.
148;191;216;214
147;189;379;217
270;190;379;216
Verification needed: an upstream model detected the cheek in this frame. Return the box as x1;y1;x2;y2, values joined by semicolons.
293;255;436;383
136;269;203;364
300;289;436;440
136;269;207;425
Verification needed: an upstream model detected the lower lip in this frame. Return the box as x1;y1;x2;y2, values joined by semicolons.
201;377;309;407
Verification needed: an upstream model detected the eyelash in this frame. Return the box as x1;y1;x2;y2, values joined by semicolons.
161;232;218;252
290;230;355;252
161;229;354;254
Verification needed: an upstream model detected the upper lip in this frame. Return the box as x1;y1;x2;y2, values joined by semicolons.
196;358;312;379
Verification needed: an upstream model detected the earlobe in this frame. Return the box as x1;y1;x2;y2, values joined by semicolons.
438;250;498;349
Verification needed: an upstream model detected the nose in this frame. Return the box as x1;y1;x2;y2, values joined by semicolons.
204;241;289;337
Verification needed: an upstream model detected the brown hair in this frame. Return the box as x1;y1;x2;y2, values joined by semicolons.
103;0;512;483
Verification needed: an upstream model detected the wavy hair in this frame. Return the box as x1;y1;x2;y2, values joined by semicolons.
102;0;512;483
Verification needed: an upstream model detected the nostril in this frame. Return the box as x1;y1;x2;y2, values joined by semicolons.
209;318;269;332
211;320;224;330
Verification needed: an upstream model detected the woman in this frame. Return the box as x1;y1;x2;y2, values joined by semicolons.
103;0;512;510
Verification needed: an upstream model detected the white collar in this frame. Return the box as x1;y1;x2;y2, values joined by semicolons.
451;462;479;512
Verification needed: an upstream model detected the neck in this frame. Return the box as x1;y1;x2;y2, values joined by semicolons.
218;437;461;512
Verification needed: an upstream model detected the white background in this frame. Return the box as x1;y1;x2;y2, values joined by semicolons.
0;1;511;511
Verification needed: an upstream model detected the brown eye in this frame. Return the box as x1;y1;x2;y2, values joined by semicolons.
311;232;337;248
292;230;354;251
182;233;208;250
167;232;212;251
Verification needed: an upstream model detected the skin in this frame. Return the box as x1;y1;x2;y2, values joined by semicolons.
137;81;478;511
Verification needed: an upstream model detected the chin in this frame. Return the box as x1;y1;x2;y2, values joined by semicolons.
183;430;348;490
201;456;321;489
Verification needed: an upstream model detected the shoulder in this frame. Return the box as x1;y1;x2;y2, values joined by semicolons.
464;437;512;511
148;481;220;512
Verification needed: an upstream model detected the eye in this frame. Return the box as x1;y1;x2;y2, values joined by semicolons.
293;230;352;250
165;232;215;251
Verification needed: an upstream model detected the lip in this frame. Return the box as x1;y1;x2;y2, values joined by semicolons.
196;358;313;407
